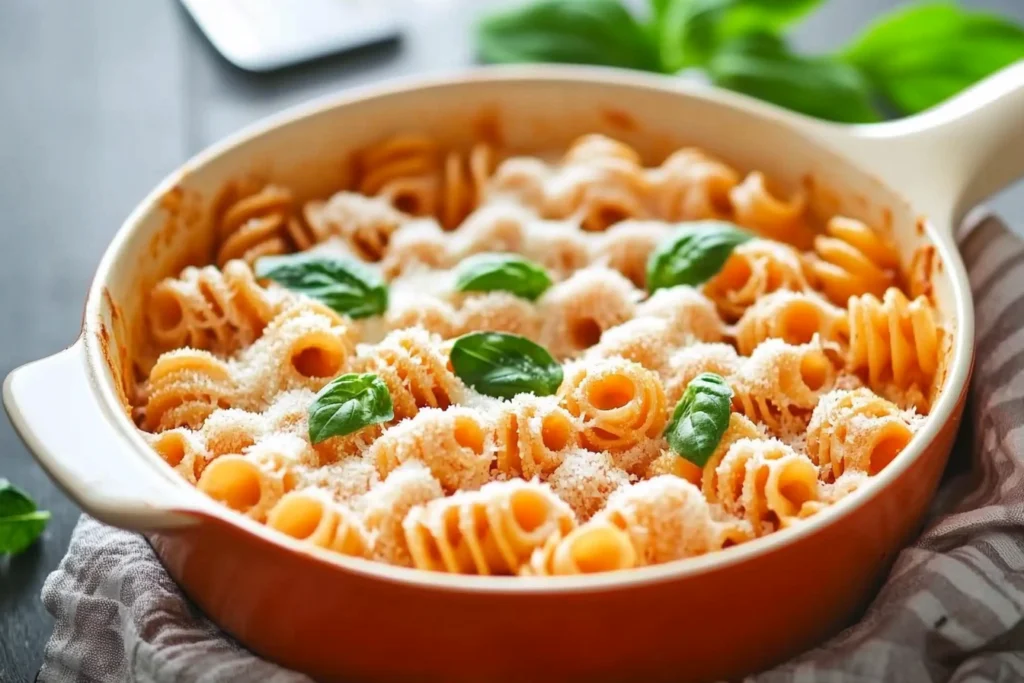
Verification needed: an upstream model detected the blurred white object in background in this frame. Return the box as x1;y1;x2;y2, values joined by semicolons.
181;0;403;72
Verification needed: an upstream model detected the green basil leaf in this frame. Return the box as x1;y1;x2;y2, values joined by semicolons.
0;479;50;555
453;253;553;302
450;332;563;399
477;0;663;72
646;220;752;293
707;33;882;123
658;0;823;71
843;2;1024;115
308;373;394;444
664;372;733;467
255;253;388;319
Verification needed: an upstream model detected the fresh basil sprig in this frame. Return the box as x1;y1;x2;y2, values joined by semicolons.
0;479;50;555
255;253;388;319
475;0;1024;123
646;221;752;293
453;253;553;301
450;332;563;399
664;372;733;467
308;373;394;444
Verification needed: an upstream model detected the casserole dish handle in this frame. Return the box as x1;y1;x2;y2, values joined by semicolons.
806;61;1024;227
4;341;201;530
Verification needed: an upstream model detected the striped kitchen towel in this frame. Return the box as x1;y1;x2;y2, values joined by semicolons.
38;213;1024;683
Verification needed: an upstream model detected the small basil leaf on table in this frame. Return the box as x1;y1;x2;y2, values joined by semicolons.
0;478;50;555
308;373;394;444
646;220;752;293
450;332;563;400
664;372;733;467
476;0;663;72
453;253;553;301
255;253;388;319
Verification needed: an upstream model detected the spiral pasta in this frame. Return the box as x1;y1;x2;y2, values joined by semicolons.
663;343;743;405
266;488;371;557
808;216;900;305
847;287;940;396
302;191;408;262
142;349;237;432
215;184;313;267
147;260;282;355
539;267;639;358
648;147;740;221
807;389;916;480
522;519;637;576
589;220;672;289
547;449;630;521
403;479;576;575
704;239;811;320
729;172;815;249
361;461;444;567
146;428;210;484
492;395;580;480
733;290;848;356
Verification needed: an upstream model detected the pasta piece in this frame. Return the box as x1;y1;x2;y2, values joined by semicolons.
586;316;677;374
142;349;237;432
380;218;451;279
589;220;672;288
215;184;311;267
599;476;751;564
539;267;639;358
403;479;576;575
847;287;940;395
522;519;636;576
302;192;408;262
562;134;642;167
455;292;544;340
492;395;581;480
369;407;495;493
200;408;265;456
731;338;838;435
662;343;743;404
548;449;630;521
146;428;210;484
643;450;702;485
266;488;371;557
448;203;530;259
559;358;667;473
385;293;460;339
733;290;848;356
634;285;726;345
520;219;592;278
644;413;762;492
359;327;465;421
704;239;811;320
648;147;740;221
807;389;917;481
299;456;380;504
360;461;444;567
807;216;900;305
729;172;815;249
147;260;281;354
709;438;820;533
486;155;551;209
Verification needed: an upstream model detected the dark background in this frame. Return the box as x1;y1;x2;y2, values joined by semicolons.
2;1;1023;681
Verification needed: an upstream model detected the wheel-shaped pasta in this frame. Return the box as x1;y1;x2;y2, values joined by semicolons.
521;219;593;278
709;438;820;534
704;239;811;320
215;184;312;267
733;290;848;356
559;358;667;472
492;395;580;480
589;220;672;289
634;285;727;345
586;316;678;374
662;343;743;404
847;287;940;395
384;293;460;339
547;449;630;521
731;338;838;434
522;518;636;576
360;461;444;567
302;192;408;262
380;218;451;279
147;260;282;355
369;406;495;493
807;388;917;480
146;428;210;484
142;348;237;431
729;171;815;249
448;203;530;259
539;267;639;358
455;292;544;340
358;327;465;421
807;216;900;305
266;488;371;557
647;147;740;221
403;479;576;575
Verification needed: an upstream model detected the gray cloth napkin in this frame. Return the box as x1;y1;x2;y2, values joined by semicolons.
40;213;1024;683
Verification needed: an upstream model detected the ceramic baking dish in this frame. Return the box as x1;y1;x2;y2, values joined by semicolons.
7;65;1024;683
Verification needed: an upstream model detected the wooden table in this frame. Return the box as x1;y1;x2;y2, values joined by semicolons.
2;1;1022;680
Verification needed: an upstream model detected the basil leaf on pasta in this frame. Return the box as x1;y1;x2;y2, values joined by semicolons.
453;253;553;301
477;0;662;72
255;253;388;319
0;479;50;555
450;332;563;399
646;220;752;293
842;3;1024;115
707;33;882;123
664;373;733;467
308;373;394;444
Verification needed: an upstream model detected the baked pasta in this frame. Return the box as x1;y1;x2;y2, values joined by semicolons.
136;133;941;577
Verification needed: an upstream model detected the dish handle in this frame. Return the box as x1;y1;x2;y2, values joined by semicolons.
4;341;202;531
806;62;1024;228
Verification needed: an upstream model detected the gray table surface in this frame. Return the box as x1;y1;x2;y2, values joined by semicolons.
1;1;1022;681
